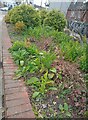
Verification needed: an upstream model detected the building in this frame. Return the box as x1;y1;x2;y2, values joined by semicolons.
48;0;71;15
66;0;88;22
29;0;72;15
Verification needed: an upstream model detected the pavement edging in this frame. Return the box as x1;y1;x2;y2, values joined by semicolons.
0;16;4;120
2;21;35;118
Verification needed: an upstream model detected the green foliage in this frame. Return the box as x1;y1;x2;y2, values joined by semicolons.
8;4;40;28
5;8;15;23
60;41;84;61
39;9;48;25
14;21;26;33
10;40;56;77
84;111;88;117
32;92;40;98
10;40;57;97
27;77;39;85
27;26;87;70
9;41;25;52
28;26;53;40
58;103;71;118
40;51;56;69
44;10;66;31
26;71;57;98
80;53;87;72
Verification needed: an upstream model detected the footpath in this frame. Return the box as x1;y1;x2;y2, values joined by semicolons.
1;20;35;118
0;12;4;120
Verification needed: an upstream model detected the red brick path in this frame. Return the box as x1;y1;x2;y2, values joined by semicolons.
2;22;35;118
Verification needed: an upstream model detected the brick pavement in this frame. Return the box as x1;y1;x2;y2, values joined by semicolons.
2;22;35;118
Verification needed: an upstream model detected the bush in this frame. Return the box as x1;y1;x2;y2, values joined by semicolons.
5;8;15;23
10;4;40;28
39;9;48;25
44;10;66;31
15;21;26;33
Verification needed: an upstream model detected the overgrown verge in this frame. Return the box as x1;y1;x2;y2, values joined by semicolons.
5;4;87;118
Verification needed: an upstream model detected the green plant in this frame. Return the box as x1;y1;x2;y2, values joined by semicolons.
9;41;25;52
26;71;57;98
80;53;87;71
60;41;84;61
58;103;71;118
15;21;26;33
5;7;15;23
40;51;56;69
44;9;66;31
10;4;40;28
39;9;48;25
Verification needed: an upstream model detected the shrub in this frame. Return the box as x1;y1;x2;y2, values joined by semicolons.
39;9;48;25
15;21;26;33
44;10;66;31
10;4;40;28
5;8;15;23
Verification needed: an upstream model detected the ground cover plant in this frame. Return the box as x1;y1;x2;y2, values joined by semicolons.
6;5;87;118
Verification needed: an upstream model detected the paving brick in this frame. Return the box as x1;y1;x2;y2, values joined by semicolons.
3;56;13;58
6;98;30;108
3;22;35;119
4;69;17;73
7;103;32;117
3;64;17;67
4;75;14;80
5;80;24;88
9;111;35;118
5;86;26;95
3;59;14;64
4;73;15;76
5;79;18;84
5;82;20;89
3;66;17;71
5;78;24;84
6;92;28;101
4;72;15;76
5;87;23;95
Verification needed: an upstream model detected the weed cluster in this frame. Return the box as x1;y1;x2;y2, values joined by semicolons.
10;40;57;98
26;26;87;71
